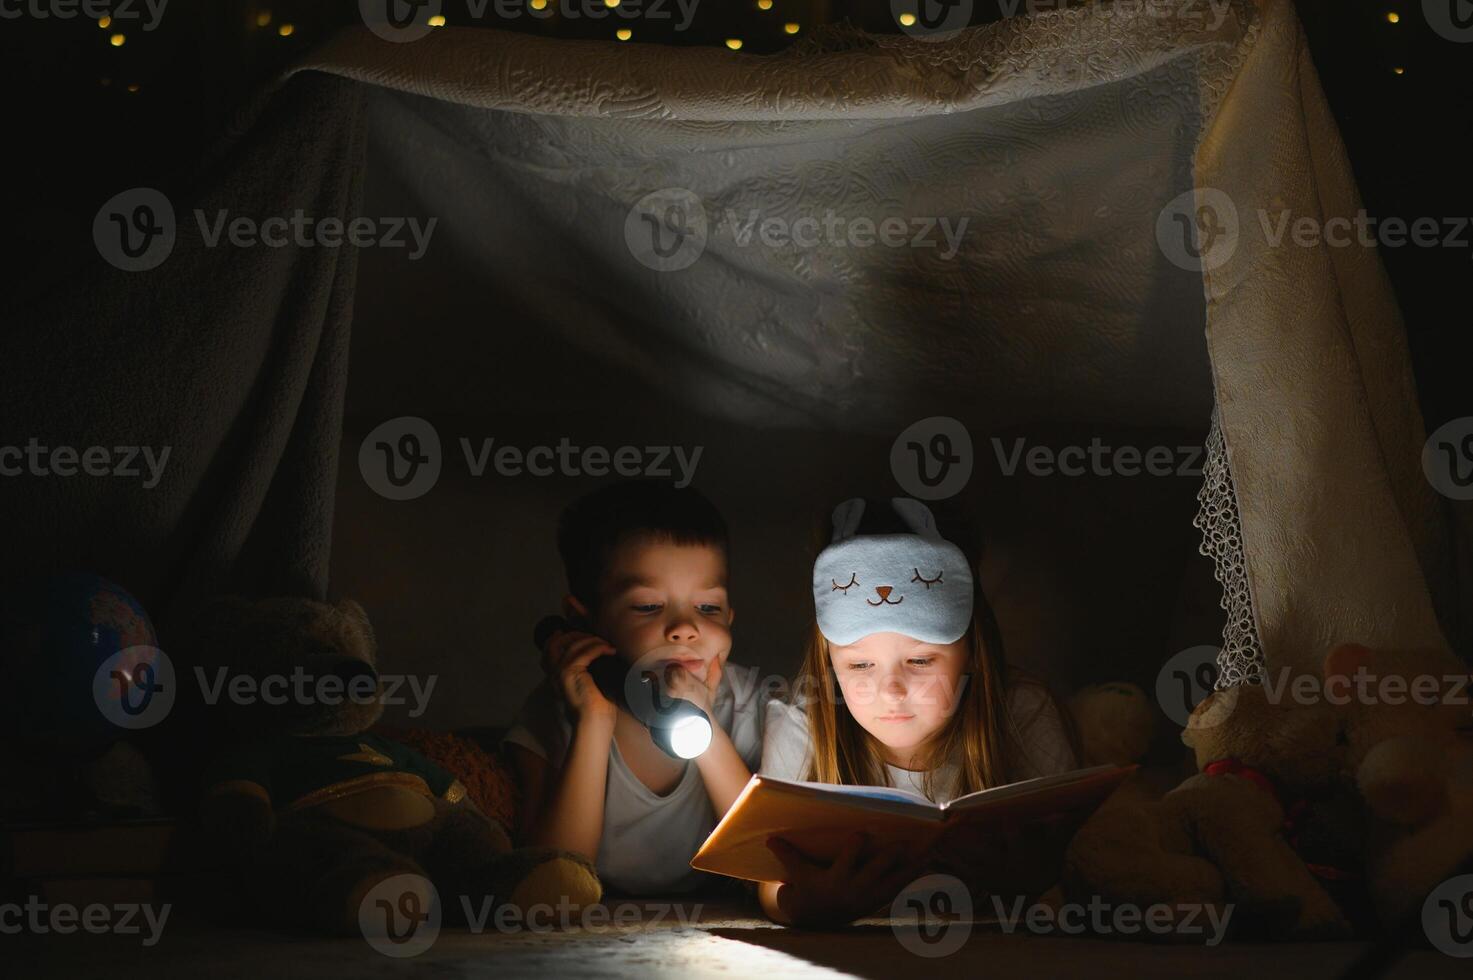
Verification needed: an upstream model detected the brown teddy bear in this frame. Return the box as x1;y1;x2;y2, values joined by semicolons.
1064;674;1359;941
1322;642;1473;932
189;595;601;935
1068;682;1156;768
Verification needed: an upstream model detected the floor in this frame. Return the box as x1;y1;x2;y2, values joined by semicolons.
10;898;1469;979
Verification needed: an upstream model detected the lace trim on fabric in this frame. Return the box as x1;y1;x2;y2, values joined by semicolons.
1194;407;1265;688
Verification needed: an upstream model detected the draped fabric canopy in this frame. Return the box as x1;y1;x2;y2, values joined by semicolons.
5;0;1458;681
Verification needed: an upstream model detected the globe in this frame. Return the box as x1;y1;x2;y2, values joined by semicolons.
0;572;159;752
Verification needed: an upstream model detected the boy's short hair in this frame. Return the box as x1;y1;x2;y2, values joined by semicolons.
557;482;729;607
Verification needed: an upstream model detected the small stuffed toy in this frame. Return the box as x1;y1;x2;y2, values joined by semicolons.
190;596;600;935
1322;642;1473;932
1068;682;1155;768
1064;677;1357;940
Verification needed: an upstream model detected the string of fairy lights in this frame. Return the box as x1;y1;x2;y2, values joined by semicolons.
74;3;1435;95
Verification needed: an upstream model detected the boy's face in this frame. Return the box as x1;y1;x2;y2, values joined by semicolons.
827;632;969;761
581;536;733;683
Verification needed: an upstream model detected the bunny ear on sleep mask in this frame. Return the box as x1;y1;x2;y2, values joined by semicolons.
812;498;973;646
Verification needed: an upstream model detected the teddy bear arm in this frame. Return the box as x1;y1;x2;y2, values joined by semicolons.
201;780;278;854
1064;801;1227;912
1174;776;1349;938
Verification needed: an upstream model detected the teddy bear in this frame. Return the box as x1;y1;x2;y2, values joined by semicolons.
1064;674;1360;941
187;595;601;935
1068;681;1156;768
1321;642;1473;934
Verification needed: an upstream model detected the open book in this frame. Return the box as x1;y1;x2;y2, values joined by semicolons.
690;764;1134;883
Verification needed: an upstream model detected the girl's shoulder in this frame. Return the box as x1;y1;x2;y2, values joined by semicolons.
1001;674;1080;778
1003;675;1057;720
765;695;813;742
758;698;813;781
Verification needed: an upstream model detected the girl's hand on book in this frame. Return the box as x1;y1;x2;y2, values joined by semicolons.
766;832;926;927
547;631;618;725
926;820;1066;899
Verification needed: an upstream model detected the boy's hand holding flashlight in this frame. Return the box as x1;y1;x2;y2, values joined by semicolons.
661;653;724;714
538;618;617;725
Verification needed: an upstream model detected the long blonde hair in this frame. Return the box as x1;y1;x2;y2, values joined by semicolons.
793;504;1073;801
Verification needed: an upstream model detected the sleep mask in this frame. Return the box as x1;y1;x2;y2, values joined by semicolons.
812;497;973;646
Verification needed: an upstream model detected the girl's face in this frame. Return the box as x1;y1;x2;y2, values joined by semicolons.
828;631;970;767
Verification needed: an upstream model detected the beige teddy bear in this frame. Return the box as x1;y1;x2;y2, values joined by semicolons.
1064;676;1356;940
1321;642;1473;932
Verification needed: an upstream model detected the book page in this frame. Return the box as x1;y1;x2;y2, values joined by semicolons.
690;767;1133;883
940;764;1122;812
762;777;939;810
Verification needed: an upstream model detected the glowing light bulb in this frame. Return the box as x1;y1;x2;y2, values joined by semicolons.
899;12;917;26
784;22;800;34
98;15;111;28
616;28;632;40
428;14;446;26
1386;12;1400;23
531;0;547;9
668;715;713;760
1393;66;1405;75
109;33;125;47
757;0;773;9
256;11;272;27
606;0;621;7
278;23;294;36
725;38;743;50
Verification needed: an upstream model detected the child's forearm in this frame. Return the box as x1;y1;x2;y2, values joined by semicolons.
757;881;794;925
757;880;865;928
693;723;751;817
529;712;615;858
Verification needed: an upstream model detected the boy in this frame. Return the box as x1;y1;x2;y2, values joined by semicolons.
502;482;762;894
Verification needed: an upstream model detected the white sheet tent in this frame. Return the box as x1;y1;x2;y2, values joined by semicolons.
5;0;1462;733
306;0;1461;697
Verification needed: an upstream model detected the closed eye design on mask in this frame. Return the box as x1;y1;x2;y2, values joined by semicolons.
910;568;943;588
832;573;859;592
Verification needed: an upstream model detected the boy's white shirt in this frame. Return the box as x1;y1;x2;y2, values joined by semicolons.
502;660;765;895
760;683;1079;803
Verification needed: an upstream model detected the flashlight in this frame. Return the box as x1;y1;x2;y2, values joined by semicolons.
533;615;713;760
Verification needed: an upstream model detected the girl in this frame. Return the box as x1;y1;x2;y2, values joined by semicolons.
758;497;1079;926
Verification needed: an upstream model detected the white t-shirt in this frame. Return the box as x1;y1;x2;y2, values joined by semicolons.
501;661;765;895
760;682;1078;803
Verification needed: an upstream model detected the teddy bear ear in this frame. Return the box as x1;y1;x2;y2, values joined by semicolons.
1182;686;1242;745
1323;642;1373;684
334;599;376;647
